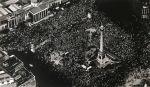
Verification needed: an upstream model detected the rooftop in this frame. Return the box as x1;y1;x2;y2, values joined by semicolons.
42;0;57;2
0;8;11;16
0;51;5;59
8;4;21;12
0;70;10;77
30;3;48;14
0;3;3;7
0;49;35;86
0;7;11;22
13;67;34;86
0;15;10;22
31;0;38;3
0;69;15;86
0;50;9;63
0;50;23;74
19;0;31;4
1;55;23;72
3;0;19;6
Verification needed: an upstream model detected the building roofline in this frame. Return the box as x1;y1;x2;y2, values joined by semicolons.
29;5;48;15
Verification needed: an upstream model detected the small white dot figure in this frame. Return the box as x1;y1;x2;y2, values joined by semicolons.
144;83;147;87
87;13;92;19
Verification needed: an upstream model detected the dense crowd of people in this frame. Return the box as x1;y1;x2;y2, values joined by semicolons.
0;0;150;87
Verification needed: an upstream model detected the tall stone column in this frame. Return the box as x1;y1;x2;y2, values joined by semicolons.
42;11;44;18
33;15;35;22
9;20;11;28
100;30;103;53
33;15;36;22
7;21;9;28
44;10;46;16
38;13;40;21
13;19;15;27
40;12;42;18
36;14;38;22
99;25;104;64
45;9;47;16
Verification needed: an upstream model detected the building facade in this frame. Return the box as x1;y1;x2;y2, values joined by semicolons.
0;70;17;87
132;0;150;20
0;5;11;31
0;49;36;87
140;0;150;21
139;0;150;32
0;0;69;31
29;3;49;24
131;0;150;32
